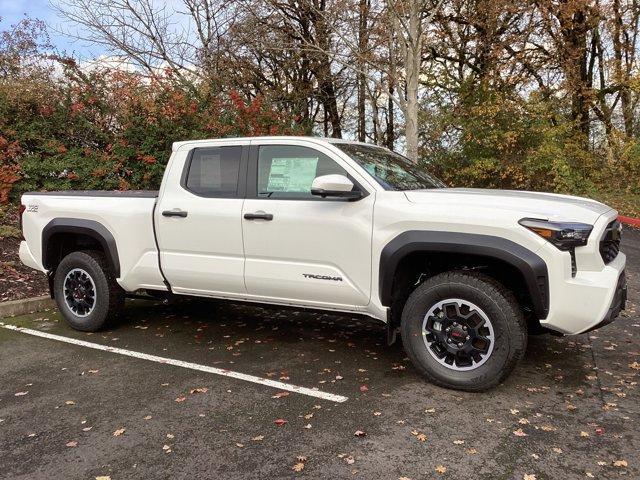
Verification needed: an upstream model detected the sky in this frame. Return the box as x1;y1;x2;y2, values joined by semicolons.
0;0;105;58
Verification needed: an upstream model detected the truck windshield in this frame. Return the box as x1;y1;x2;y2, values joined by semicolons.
335;143;445;190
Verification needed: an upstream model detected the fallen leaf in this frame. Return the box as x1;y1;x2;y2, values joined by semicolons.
274;418;288;426
143;415;152;420
416;433;427;442
189;387;208;394
65;400;75;406
292;463;305;472
66;441;78;447
510;409;519;415
175;396;187;403
580;431;589;438
613;460;628;468
354;430;367;437
14;391;28;396
523;475;536;480
425;408;436;413
552;447;563;454
435;465;447;474
540;425;556;432
453;439;465;445
272;392;290;399
251;435;264;441
95;476;111;480
112;428;126;437
629;362;640;370
82;427;92;432
373;412;382;416
88;369;99;374
359;385;369;393
513;429;527;437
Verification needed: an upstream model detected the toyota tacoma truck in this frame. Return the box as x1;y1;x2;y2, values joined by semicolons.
18;136;627;391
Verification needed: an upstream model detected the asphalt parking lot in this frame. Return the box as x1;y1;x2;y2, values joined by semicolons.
1;229;638;480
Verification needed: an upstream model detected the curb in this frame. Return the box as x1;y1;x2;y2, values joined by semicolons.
0;296;55;319
619;215;640;228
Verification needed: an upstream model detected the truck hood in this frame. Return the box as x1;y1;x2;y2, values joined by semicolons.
405;188;613;224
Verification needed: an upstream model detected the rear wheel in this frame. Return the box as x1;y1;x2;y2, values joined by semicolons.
400;271;527;391
54;250;124;332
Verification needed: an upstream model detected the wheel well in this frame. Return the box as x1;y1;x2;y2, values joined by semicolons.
45;233;104;272
388;251;538;329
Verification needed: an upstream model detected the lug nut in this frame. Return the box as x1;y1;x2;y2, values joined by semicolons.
457;342;463;347
466;335;470;340
462;326;467;331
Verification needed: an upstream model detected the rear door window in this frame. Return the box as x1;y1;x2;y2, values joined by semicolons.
184;146;243;197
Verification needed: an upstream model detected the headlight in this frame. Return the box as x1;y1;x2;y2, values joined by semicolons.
519;218;593;250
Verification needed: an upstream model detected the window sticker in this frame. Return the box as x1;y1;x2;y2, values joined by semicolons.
267;157;318;192
199;153;222;188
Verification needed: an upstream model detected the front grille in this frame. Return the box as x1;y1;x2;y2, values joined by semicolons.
600;220;622;264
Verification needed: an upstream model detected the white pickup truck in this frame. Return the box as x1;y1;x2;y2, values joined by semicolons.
18;136;627;390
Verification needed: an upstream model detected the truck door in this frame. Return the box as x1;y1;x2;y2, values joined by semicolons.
241;141;375;308
155;143;248;296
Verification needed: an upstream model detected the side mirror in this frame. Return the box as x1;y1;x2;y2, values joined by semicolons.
311;174;362;199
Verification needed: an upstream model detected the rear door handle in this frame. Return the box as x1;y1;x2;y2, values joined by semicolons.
162;209;188;218
244;212;273;221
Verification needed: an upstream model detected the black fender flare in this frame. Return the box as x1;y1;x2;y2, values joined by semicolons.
379;231;549;319
42;218;120;277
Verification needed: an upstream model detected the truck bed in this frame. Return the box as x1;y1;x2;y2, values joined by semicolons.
24;190;159;198
20;190;165;292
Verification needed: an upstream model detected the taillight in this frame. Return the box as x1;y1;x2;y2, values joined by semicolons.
19;204;26;240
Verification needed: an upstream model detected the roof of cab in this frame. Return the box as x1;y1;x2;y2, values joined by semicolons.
171;136;375;151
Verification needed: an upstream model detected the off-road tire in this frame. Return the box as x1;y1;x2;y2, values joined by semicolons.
400;271;527;391
54;250;124;332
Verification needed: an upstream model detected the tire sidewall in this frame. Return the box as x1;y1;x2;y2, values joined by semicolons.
54;252;112;331
401;277;523;390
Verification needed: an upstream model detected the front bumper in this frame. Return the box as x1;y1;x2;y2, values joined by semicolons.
540;249;627;335
582;271;627;333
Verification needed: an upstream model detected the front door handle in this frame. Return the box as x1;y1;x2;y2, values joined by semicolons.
162;209;188;218
244;212;274;221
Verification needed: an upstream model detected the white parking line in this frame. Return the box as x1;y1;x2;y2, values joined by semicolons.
0;323;348;403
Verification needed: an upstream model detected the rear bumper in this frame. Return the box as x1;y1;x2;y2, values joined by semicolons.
19;241;45;272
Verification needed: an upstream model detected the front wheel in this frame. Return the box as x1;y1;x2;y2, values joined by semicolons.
54;250;124;332
401;271;527;391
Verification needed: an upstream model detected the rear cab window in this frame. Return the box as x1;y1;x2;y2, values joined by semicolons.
182;146;243;197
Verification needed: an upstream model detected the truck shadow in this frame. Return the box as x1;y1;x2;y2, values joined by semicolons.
119;295;598;392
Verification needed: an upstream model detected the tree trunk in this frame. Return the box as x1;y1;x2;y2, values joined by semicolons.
403;0;421;163
558;3;591;139
612;0;634;136
357;0;369;142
